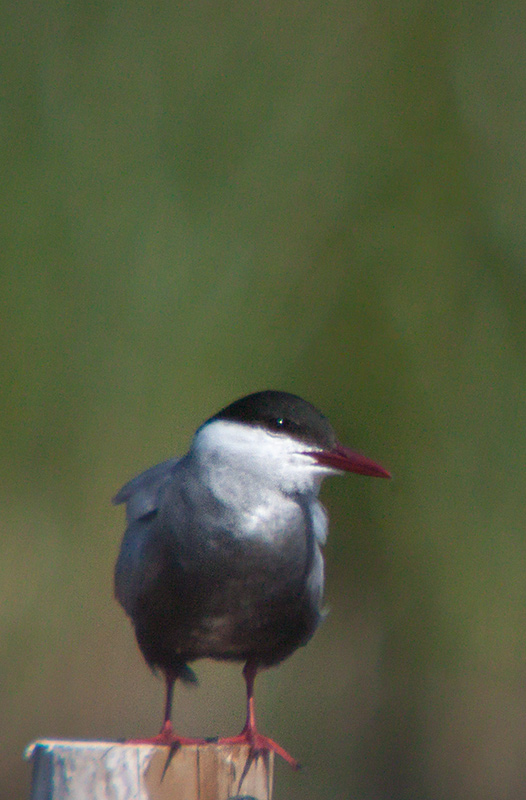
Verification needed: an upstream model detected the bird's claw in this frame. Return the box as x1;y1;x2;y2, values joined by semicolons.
217;730;300;770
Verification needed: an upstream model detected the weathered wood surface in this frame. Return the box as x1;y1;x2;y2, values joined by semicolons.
26;740;274;800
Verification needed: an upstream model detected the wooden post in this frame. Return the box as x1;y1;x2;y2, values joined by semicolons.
25;740;274;800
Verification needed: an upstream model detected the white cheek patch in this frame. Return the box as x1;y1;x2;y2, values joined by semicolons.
192;419;325;495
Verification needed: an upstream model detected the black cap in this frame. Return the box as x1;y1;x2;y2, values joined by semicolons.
210;390;337;449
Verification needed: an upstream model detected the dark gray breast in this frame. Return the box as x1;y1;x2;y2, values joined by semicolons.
114;457;324;673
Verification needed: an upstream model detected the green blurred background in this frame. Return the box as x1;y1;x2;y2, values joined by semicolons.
3;2;526;798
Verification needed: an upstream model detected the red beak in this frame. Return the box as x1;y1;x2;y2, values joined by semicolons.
312;443;391;478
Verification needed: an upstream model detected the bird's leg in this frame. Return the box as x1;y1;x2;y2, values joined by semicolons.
157;670;176;739
217;660;300;769
240;660;257;735
126;670;207;747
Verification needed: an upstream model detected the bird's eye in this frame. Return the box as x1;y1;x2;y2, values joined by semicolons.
266;417;284;431
267;417;298;434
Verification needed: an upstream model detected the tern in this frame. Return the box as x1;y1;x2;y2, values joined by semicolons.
114;390;390;767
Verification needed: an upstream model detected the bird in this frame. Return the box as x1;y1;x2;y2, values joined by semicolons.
113;390;390;767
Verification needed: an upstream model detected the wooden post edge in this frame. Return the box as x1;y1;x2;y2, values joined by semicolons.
25;740;274;800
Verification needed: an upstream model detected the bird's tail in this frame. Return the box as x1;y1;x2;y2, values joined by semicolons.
178;664;198;685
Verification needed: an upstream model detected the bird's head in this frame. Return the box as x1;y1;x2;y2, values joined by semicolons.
190;391;390;496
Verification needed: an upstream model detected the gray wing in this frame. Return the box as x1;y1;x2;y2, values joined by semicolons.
113;457;180;615
113;456;181;522
309;500;329;545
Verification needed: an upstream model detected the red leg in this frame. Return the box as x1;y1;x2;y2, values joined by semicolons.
217;661;300;769
126;671;207;747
